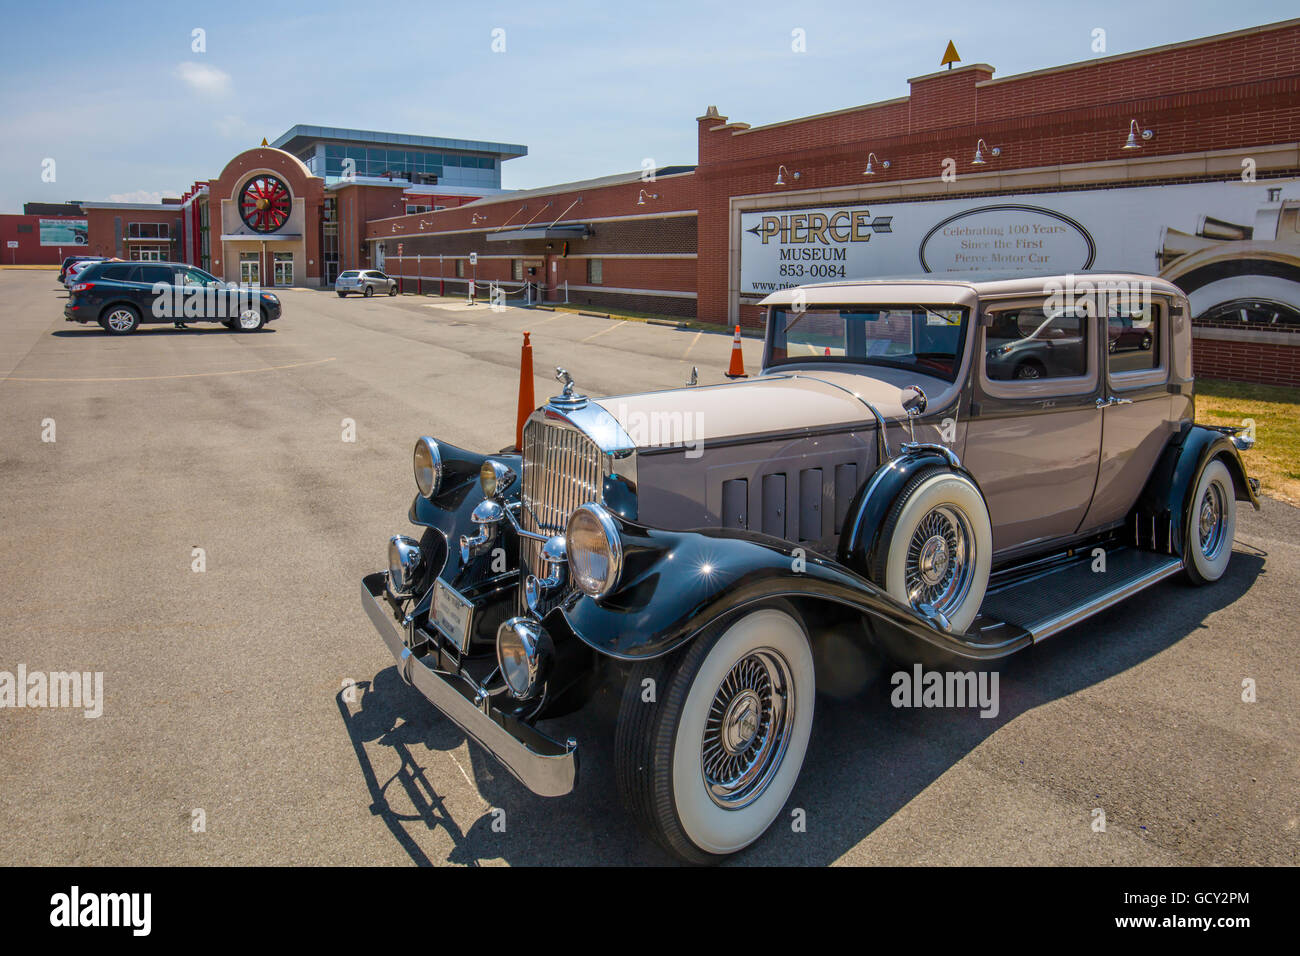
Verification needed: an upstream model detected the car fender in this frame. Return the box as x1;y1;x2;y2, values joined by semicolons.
836;446;986;582
558;509;1028;664
1137;423;1259;555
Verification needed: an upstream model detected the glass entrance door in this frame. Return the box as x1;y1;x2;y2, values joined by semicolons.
239;252;260;285
273;252;293;287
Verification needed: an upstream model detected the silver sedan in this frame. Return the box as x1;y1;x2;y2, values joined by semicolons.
335;269;398;297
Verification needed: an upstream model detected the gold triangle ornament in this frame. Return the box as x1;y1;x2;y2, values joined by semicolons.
941;40;960;69
260;137;269;146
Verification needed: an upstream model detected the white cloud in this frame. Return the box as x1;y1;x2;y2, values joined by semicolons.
106;190;164;204
175;61;233;98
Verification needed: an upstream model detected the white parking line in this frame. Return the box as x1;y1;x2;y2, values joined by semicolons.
580;320;628;343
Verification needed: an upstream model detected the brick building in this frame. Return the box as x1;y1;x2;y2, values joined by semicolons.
7;19;1299;385
365;17;1300;386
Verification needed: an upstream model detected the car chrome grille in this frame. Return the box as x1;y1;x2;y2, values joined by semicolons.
519;418;607;614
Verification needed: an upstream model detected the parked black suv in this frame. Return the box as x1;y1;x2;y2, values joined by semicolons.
64;261;282;334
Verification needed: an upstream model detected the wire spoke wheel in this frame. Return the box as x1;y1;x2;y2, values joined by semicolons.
238;174;292;233
903;504;975;617
700;648;794;810
1198;481;1227;561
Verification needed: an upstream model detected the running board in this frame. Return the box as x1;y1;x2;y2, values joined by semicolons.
978;548;1184;642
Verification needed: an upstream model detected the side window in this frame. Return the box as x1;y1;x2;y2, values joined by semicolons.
138;264;173;285
99;264;133;281
985;307;1089;382
1107;300;1161;375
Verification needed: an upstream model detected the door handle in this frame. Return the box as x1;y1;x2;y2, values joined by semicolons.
1097;396;1134;409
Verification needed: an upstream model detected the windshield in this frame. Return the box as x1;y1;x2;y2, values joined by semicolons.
765;304;969;380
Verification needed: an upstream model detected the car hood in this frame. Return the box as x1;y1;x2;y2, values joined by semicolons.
594;367;946;446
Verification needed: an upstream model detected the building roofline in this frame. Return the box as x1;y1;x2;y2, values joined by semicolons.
270;124;528;159
978;16;1300;87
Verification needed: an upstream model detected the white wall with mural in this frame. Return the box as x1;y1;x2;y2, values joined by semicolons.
740;178;1300;325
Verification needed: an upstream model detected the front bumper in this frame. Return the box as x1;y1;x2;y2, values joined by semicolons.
360;572;577;798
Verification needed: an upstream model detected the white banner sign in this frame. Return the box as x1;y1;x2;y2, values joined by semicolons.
739;178;1300;322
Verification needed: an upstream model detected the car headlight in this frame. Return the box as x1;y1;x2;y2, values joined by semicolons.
413;437;442;499
496;617;552;699
479;459;516;499
566;503;623;599
387;535;423;597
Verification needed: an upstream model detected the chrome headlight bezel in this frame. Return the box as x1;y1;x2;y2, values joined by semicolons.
479;458;516;499
387;534;423;597
413;437;442;499
496;617;553;699
565;502;624;599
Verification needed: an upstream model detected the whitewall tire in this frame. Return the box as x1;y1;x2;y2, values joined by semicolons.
873;469;992;633
616;603;815;864
1184;458;1236;585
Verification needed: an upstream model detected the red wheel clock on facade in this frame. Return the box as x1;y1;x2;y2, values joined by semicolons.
238;174;291;233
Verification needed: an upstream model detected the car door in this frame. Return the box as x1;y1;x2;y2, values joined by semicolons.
134;263;176;321
962;299;1103;558
1078;293;1178;532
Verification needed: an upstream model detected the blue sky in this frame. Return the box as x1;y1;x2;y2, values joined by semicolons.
0;0;1293;212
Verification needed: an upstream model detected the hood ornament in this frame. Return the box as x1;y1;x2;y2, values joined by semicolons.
549;366;588;410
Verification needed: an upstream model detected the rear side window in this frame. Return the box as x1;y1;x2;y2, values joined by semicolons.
99;264;134;280
138;265;174;285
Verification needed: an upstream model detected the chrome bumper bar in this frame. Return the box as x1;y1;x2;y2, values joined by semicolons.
361;572;577;797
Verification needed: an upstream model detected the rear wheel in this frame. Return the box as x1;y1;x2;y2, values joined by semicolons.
1184;458;1236;585
101;305;140;335
870;468;992;633
363;285;374;298
616;603;814;864
388;283;398;296
336;291;347;298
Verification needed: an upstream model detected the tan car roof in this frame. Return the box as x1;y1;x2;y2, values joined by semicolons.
758;272;1185;307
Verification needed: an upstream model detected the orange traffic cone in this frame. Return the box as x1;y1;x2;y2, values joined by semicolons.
515;331;535;451
725;325;748;378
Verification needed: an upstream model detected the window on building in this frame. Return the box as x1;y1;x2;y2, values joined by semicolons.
512;259;523;281
16;223;32;233
128;222;169;239
131;246;165;261
455;259;465;279
587;259;603;285
405;204;432;215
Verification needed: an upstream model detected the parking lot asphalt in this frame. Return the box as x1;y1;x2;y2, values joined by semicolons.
0;269;1296;866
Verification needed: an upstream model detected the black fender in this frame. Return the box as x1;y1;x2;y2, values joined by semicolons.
1136;423;1259;556
558;511;1029;664
406;447;523;596
836;446;986;581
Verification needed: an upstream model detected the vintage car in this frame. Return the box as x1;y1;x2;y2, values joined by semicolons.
361;273;1258;863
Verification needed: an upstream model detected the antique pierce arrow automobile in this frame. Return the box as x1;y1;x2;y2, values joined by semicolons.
361;273;1258;863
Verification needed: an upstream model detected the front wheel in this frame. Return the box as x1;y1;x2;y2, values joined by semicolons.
388;284;398;296
236;308;265;332
870;468;992;633
1183;458;1236;585
616;603;815;864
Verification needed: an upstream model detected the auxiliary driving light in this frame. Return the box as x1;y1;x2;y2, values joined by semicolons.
479;459;516;499
496;617;553;699
387;535;423;597
413;437;442;499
